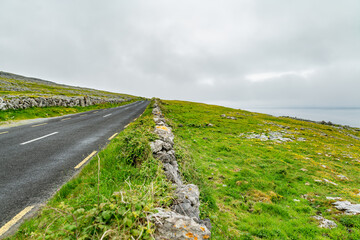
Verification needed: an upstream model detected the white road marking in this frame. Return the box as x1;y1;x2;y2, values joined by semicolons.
20;132;58;145
0;205;34;237
103;113;112;118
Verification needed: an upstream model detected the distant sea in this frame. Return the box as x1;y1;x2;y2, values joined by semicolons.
244;108;360;128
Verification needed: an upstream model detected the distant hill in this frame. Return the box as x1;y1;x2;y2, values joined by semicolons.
0;71;135;100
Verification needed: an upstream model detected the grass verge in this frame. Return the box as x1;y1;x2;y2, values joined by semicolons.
6;100;174;240
161;100;360;240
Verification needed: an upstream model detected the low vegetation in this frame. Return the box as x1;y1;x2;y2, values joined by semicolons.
0;73;134;99
7;101;174;239
161;100;360;239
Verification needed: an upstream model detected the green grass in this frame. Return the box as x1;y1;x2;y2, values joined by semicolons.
7;100;174;240
0;76;134;99
0;98;142;125
161;100;360;240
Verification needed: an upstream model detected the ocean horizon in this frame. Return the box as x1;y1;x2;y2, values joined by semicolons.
244;107;360;128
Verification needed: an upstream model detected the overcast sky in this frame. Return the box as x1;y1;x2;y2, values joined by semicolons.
1;0;359;108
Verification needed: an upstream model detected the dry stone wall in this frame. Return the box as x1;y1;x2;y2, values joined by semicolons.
149;101;211;240
0;96;128;111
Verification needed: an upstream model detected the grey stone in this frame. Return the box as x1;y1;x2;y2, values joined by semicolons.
323;178;338;186
163;163;182;185
173;184;200;219
246;131;293;142
326;197;342;200
154;151;176;164
312;216;337;229
155;126;175;145
333;201;360;215
163;142;172;151
226;116;237;120
337;174;349;180
152;107;162;116
199;218;212;231
150;140;164;153
149;209;211;240
0;97;6;110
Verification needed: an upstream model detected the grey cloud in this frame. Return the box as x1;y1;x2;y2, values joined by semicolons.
0;0;359;108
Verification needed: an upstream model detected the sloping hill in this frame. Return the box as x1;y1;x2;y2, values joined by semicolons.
161;100;360;239
0;71;140;124
0;71;134;99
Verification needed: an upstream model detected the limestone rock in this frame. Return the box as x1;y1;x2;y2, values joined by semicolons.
163;163;182;185
337;174;349;180
0;97;6;110
149;209;211;240
312;216;337;229
333;201;360;215
155;126;175;145
150;140;164;153
323;178;338;186
326;197;342;200
173;184;200;219
154;151;176;164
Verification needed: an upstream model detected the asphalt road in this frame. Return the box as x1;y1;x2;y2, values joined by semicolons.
0;100;149;232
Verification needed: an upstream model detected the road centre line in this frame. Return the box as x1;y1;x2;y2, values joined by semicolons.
103;113;112;118
31;123;47;127
0;131;8;135
75;151;97;169
20;132;59;145
61;118;71;121
0;205;34;237
108;133;118;141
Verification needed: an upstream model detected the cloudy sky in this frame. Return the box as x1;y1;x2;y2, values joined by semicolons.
1;0;359;109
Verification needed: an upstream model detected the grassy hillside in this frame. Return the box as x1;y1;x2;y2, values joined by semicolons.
0;71;134;99
161;100;360;239
0;71;141;124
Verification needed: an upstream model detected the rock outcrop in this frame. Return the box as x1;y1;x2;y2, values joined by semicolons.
149;101;211;240
333;201;360;215
312;216;337;229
